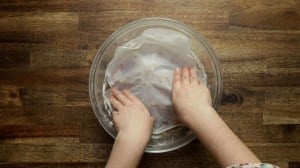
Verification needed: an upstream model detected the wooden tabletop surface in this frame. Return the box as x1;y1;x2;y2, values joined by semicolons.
0;1;299;167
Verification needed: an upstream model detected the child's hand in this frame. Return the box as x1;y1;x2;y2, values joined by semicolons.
106;89;154;168
172;67;213;126
110;88;154;144
171;67;260;167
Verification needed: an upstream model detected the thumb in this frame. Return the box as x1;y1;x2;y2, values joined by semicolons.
112;111;120;132
112;111;119;119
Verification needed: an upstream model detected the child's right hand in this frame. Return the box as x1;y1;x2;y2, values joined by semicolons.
172;67;213;126
171;67;261;167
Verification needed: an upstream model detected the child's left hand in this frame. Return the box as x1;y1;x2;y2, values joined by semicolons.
110;88;154;144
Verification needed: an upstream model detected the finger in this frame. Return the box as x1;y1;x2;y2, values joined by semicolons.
182;66;190;85
112;88;131;105
172;67;181;89
110;97;124;110
123;89;139;102
190;67;198;84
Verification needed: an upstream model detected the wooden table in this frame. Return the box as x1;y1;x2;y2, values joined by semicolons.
0;1;299;167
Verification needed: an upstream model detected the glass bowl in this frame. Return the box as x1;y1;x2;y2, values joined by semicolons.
89;18;222;153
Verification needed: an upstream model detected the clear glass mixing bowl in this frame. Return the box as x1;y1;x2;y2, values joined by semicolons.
89;18;222;153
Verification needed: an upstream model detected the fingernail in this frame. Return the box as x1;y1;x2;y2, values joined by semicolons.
175;67;179;72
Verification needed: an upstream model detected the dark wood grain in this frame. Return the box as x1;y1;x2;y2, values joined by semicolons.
0;0;299;168
0;125;79;139
0;49;30;68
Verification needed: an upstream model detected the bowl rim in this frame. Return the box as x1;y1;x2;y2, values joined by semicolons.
89;17;223;153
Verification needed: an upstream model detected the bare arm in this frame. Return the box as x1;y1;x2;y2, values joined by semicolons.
172;67;260;167
106;89;154;168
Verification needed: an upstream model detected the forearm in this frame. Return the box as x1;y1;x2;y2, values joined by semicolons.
188;107;260;167
106;133;148;168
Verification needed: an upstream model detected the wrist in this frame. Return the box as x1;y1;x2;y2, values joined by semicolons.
185;106;217;130
195;104;214;114
116;131;150;149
